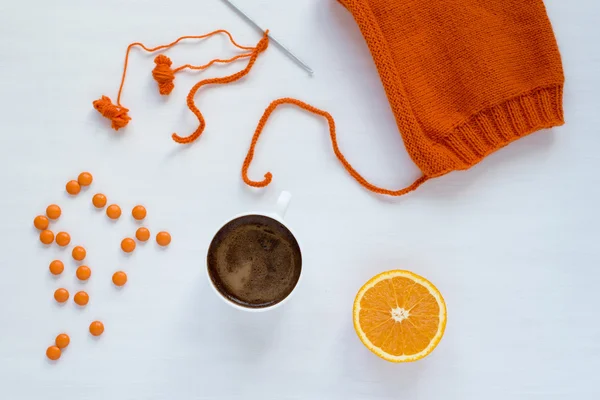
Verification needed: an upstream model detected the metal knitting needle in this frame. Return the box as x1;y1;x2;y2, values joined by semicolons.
222;0;314;76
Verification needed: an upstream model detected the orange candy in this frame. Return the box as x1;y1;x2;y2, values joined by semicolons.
156;231;171;247
136;227;150;242
49;260;64;275
76;265;91;281
112;271;127;287
46;345;61;361
34;215;49;230
54;288;69;303
46;204;61;220
121;238;136;253
106;204;121;219
74;291;89;306
92;193;107;208
89;321;104;337
72;246;86;261
66;180;81;195
132;205;147;220
55;232;71;247
40;230;54;245
78;172;93;186
55;333;70;349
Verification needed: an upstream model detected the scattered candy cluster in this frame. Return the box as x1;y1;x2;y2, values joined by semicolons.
35;172;171;361
45;333;70;361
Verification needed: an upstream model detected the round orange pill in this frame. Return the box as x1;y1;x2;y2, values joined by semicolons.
78;172;93;186
46;204;61;220
156;231;171;247
135;227;150;242
49;260;64;275
74;291;89;306
72;246;86;261
40;230;54;245
55;333;70;349
76;265;91;281
89;321;104;337
112;271;127;287
92;193;107;208
55;232;71;247
66;180;81;195
46;345;61;361
106;204;121;220
121;238;136;253
131;205;147;221
34;215;49;230
54;288;69;303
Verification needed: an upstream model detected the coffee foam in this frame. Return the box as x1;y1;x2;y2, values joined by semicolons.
208;215;301;308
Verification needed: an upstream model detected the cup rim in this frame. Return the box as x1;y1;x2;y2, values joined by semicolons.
205;211;302;312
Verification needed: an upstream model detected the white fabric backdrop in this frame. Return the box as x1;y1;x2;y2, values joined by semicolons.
0;0;598;399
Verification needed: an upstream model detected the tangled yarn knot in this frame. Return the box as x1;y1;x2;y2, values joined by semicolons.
152;54;175;95
94;30;268;133
92;96;131;130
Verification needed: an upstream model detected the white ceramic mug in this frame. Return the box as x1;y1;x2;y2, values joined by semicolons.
206;191;301;312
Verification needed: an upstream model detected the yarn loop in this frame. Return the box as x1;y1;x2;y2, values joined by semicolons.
171;32;270;144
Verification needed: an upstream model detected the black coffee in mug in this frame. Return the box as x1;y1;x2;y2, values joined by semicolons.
207;215;302;309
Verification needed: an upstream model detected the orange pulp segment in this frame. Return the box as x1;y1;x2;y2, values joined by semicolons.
353;270;447;363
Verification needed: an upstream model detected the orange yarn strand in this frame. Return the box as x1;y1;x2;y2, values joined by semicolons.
172;52;253;73
93;29;257;130
172;32;270;144
241;98;429;197
153;52;254;95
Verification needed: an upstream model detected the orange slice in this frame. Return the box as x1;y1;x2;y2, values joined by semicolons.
353;270;447;363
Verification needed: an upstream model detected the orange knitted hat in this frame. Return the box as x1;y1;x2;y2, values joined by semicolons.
336;0;565;190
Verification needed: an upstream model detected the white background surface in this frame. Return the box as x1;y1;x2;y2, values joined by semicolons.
0;0;599;399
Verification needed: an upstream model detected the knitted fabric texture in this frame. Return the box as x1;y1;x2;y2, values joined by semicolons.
337;0;565;183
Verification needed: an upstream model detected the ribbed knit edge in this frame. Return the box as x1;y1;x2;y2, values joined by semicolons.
338;0;565;179
438;84;564;174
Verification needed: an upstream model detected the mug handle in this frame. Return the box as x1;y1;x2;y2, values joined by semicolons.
275;191;292;219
